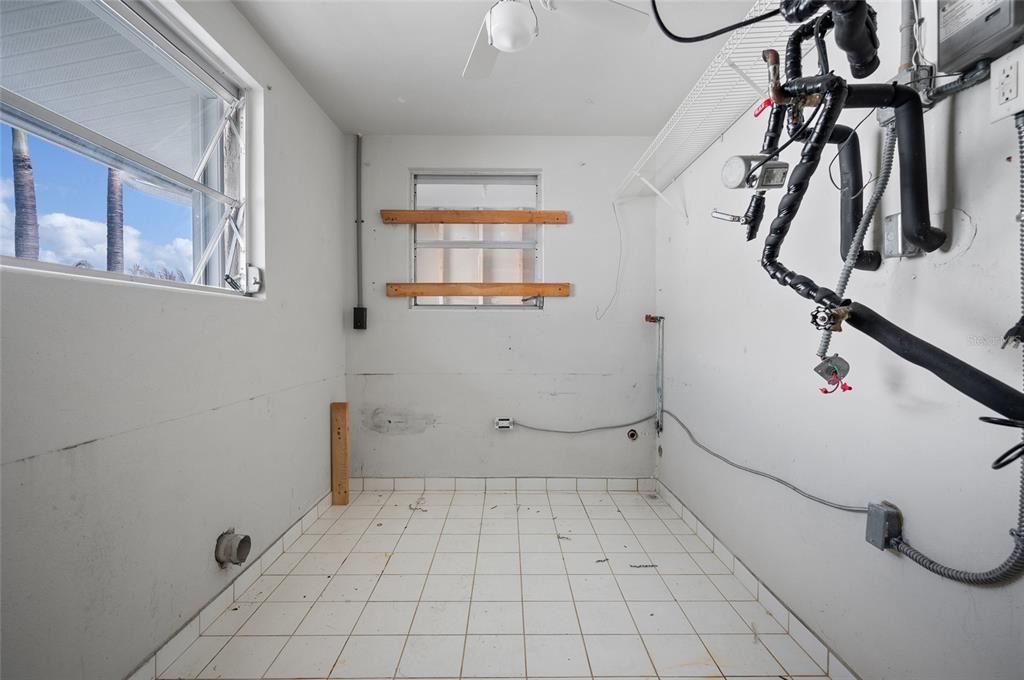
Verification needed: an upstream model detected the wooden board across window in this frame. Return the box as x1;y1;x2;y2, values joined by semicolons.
380;209;568;225
386;282;571;298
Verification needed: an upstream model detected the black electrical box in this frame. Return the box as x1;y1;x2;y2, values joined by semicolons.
353;306;367;330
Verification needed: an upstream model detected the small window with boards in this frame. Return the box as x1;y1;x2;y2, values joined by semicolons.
381;172;571;308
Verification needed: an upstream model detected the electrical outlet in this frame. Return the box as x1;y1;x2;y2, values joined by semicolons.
999;62;1018;105
494;417;513;431
992;43;1024;122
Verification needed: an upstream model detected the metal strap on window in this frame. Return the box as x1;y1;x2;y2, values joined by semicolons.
193;98;244;182
191;201;245;286
0;88;240;209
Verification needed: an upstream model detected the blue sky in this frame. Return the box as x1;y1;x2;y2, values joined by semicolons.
0;123;194;277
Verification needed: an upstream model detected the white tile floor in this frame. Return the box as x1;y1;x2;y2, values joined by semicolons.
159;490;832;679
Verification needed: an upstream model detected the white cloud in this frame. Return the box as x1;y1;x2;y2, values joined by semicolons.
0;183;194;278
32;212;192;278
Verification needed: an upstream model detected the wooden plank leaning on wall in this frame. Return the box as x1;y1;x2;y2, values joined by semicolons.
331;402;349;505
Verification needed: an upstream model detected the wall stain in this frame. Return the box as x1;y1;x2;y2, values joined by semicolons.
366;407;437;435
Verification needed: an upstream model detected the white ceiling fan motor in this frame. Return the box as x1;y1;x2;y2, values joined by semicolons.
487;0;539;53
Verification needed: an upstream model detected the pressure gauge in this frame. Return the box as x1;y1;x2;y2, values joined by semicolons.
755;161;789;190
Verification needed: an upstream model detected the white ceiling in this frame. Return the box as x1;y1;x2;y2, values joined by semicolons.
234;0;755;135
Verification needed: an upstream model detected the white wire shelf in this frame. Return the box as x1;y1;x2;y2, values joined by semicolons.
618;0;795;198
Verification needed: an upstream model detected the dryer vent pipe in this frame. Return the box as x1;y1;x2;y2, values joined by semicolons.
215;529;251;566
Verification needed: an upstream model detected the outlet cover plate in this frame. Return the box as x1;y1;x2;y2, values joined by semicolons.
992;43;1024;122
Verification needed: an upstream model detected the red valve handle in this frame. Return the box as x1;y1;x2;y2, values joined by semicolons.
753;98;772;118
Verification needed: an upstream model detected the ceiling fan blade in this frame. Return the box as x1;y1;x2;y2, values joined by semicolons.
555;0;649;35
462;18;499;79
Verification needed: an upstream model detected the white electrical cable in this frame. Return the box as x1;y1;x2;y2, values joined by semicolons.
911;0;936;70
514;414;655;434
595;200;625;321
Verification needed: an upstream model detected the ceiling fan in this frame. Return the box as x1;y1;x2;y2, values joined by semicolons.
462;0;650;79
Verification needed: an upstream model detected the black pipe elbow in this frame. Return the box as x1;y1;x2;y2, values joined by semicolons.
780;0;827;23
780;1;879;78
829;2;880;78
829;125;880;270
845;84;946;252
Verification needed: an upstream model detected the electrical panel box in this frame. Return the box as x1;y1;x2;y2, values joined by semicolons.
865;502;903;550
938;0;1024;74
992;43;1024;120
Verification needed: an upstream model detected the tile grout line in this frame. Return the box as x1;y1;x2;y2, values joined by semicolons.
655;480;838;678
516;489;528;680
614;492;678;680
313;490;387;680
389;488;448;680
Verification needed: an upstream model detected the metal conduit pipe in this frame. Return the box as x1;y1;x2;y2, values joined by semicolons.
353;134;367;330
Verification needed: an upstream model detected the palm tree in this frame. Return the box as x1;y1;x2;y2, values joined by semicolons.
106;168;123;272
12;128;39;259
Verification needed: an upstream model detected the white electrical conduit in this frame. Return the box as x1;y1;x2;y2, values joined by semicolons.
515;411;867;513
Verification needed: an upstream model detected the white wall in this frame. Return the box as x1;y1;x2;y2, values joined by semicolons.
654;4;1024;679
348;135;657;478
0;3;354;679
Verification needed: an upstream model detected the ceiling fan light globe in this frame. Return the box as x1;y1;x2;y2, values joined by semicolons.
487;1;537;53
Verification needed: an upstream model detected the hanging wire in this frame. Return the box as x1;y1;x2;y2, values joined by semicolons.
650;0;781;44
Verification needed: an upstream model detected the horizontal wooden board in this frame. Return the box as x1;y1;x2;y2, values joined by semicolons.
386;282;571;298
380;209;568;225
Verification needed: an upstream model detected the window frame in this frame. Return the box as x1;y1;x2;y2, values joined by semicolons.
0;0;254;296
408;169;545;310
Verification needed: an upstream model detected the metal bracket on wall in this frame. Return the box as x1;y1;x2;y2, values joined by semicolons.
882;212;922;259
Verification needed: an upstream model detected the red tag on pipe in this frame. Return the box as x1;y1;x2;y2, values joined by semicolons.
753;98;772;118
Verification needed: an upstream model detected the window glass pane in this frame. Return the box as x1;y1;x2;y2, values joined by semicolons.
2;122;218;284
415;181;536;209
1;0;229;179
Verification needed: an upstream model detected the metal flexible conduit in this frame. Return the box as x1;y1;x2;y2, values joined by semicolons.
886;114;1024;585
817;124;898;358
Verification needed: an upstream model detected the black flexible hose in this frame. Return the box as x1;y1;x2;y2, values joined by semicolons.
845;303;1024;421
786;11;834;81
650;0;781;43
741;100;788;241
761;74;849;307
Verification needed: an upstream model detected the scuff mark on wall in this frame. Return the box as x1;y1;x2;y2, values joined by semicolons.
365;407;438;435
